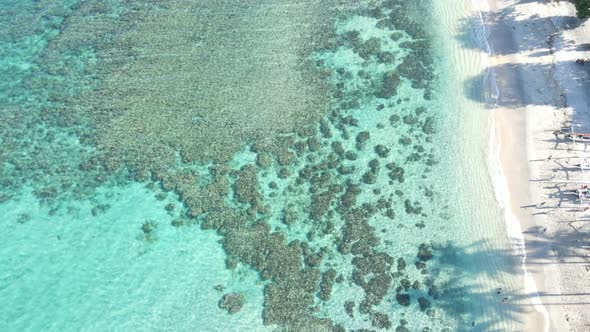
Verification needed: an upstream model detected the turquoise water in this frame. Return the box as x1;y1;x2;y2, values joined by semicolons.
0;1;529;331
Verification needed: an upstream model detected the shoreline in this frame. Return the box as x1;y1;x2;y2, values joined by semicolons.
486;0;590;331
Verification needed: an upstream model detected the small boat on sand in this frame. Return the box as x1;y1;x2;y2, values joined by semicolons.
554;127;590;142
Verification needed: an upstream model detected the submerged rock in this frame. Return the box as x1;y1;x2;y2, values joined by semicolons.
218;293;245;314
418;297;431;311
345;150;359;160
362;171;377;184
377;51;395;64
397;258;406;271
374;144;390;158
234;165;261;206
355;132;371;151
141;220;157;235
355;37;382;59
376;71;401;99
371;311;392;329
319;268;337;301
417;243;433;261
344;300;356;318
256;152;273;168
395;293;411;306
282;207;298;225
387;165;405;183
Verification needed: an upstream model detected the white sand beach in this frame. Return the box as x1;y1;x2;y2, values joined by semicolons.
485;0;590;330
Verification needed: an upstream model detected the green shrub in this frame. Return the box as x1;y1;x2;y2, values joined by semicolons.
573;0;590;19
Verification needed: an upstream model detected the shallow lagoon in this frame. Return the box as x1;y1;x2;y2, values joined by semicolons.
0;0;528;331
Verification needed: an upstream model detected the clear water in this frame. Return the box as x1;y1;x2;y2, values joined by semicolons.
0;0;530;331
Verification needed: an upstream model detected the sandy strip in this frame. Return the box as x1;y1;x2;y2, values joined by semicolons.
483;0;590;331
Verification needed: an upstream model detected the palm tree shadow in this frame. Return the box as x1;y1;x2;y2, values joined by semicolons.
423;240;527;331
427;228;590;330
464;61;590;109
521;226;590;265
456;8;580;56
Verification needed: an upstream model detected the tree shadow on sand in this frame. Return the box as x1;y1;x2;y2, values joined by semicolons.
463;61;590;110
456;7;580;56
521;226;590;267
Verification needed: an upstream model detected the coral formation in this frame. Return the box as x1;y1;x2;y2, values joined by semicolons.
0;0;446;330
218;293;245;314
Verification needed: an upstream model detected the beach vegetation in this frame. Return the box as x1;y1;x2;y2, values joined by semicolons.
572;0;590;19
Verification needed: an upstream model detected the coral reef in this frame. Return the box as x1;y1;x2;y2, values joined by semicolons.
0;0;446;330
218;293;245;314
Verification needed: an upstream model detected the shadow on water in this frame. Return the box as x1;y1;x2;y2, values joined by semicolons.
428;240;526;331
434;240;522;276
430;233;589;330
